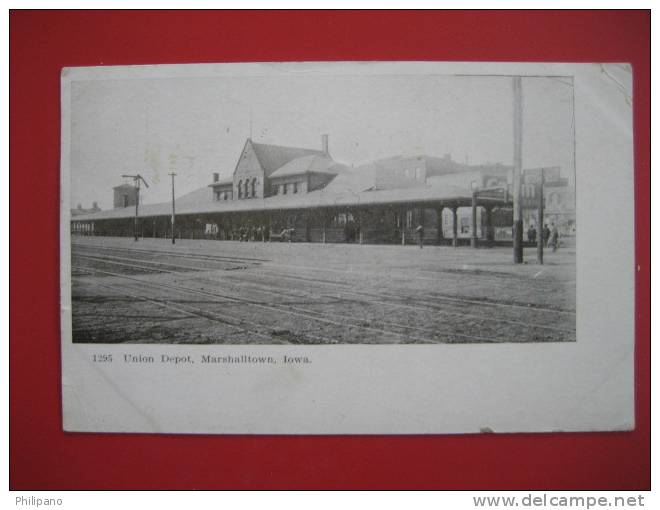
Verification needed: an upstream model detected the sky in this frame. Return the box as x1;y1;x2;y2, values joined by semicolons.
70;73;575;210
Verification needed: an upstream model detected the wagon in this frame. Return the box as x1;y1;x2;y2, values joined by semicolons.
269;228;296;242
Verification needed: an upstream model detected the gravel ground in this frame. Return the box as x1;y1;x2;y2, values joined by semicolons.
70;236;576;344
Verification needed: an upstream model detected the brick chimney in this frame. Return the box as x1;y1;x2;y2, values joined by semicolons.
213;172;219;183
321;134;329;156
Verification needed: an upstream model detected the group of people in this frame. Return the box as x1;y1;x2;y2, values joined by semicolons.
235;225;267;242
234;225;298;243
232;221;561;250
528;223;560;251
413;222;561;251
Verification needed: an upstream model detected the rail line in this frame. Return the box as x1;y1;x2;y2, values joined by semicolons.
75;253;243;273
73;257;572;342
189;275;546;342
240;267;576;316
74;241;573;290
199;271;575;336
73;265;486;343
188;273;507;342
261;260;575;293
74;267;324;344
72;242;269;263
75;248;575;331
75;255;181;274
74;247;575;319
76;266;399;343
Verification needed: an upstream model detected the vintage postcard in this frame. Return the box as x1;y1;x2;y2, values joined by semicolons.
60;62;634;434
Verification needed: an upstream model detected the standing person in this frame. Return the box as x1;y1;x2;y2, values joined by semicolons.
550;224;559;252
527;225;534;243
543;224;551;248
415;224;425;249
344;220;356;243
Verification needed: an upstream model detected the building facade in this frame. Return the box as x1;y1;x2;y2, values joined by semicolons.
113;184;139;209
210;136;340;202
72;135;575;247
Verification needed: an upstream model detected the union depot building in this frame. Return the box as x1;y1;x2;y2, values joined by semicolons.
71;135;575;246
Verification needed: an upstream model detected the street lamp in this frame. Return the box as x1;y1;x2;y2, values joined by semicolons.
512;76;524;264
169;172;176;244
121;174;149;241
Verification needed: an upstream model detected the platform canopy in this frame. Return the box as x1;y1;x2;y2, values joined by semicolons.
71;181;510;222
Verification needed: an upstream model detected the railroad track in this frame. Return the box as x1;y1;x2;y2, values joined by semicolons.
74;265;338;344
249;266;576;315
73;265;446;343
189;274;559;342
199;270;576;337
74;253;246;273
73;241;575;305
73;241;573;289
72;255;574;343
263;259;576;290
72;242;269;263
71;240;575;343
75;275;279;343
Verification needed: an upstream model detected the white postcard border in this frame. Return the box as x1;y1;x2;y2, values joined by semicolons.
60;62;634;434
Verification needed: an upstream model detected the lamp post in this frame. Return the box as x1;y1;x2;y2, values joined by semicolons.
512;76;524;264
537;168;545;265
169;172;177;244
121;174;149;241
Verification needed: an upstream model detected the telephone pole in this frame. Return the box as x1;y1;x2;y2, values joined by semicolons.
121;174;149;241
512;76;524;264
169;172;177;244
537;168;545;264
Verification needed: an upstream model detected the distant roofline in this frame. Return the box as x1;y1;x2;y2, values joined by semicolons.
269;169;339;179
250;139;326;155
374;153;512;170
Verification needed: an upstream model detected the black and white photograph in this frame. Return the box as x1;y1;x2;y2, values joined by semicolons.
59;62;633;435
67;67;576;345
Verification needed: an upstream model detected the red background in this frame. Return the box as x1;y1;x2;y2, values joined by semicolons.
10;10;650;490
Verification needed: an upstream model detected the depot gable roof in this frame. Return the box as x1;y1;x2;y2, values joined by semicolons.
269;154;348;178
250;140;327;177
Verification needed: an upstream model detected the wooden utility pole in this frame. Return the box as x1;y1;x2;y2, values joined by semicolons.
512;76;524;263
471;192;478;248
537;168;545;264
169;172;177;244
135;179;140;241
121;174;149;241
